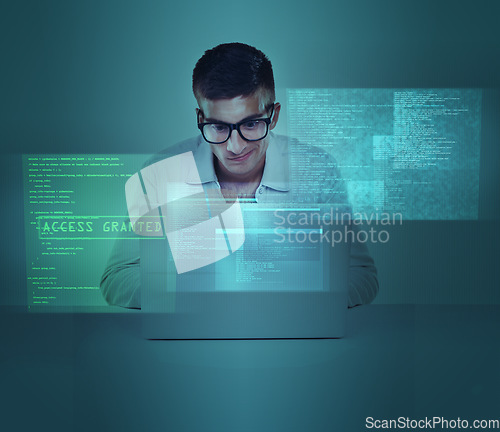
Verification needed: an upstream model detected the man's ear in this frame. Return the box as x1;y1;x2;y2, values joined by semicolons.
270;102;281;130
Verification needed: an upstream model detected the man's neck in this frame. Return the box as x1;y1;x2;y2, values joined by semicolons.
214;158;265;199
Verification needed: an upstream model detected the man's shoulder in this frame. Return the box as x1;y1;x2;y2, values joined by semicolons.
142;136;203;168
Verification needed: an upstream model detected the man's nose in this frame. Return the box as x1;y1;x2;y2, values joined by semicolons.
226;129;246;154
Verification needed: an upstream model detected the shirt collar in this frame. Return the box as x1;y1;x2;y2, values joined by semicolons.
185;135;218;185
185;133;290;192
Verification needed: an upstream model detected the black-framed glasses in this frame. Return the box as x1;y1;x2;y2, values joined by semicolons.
198;104;275;145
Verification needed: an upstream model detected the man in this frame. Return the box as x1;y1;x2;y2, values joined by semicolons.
100;42;378;308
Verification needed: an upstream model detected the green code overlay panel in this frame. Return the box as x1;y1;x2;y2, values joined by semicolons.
22;154;151;309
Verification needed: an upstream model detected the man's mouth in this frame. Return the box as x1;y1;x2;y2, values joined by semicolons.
228;149;254;162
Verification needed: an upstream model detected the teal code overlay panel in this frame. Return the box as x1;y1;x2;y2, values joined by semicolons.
287;89;481;220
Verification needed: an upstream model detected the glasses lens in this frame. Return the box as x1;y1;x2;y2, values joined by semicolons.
239;120;268;141
203;123;230;144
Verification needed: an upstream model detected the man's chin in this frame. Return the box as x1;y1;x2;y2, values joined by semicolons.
224;165;253;177
216;150;264;179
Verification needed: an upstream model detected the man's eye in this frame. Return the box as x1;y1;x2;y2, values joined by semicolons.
211;124;228;133
242;121;258;129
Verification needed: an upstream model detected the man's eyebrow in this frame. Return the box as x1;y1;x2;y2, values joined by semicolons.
204;112;266;123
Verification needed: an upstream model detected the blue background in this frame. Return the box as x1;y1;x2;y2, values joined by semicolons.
1;1;500;431
2;0;499;306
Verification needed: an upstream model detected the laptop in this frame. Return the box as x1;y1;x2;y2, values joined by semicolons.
141;204;351;339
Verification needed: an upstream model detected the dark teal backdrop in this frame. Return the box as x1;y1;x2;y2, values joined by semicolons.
2;0;499;306
1;2;500;432
3;0;500;153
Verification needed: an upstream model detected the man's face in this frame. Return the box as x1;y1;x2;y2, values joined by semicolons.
197;93;280;180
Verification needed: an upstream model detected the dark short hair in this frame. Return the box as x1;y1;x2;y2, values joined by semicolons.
192;42;275;105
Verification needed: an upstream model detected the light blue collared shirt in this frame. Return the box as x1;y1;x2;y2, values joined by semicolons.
101;133;379;308
184;132;291;201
